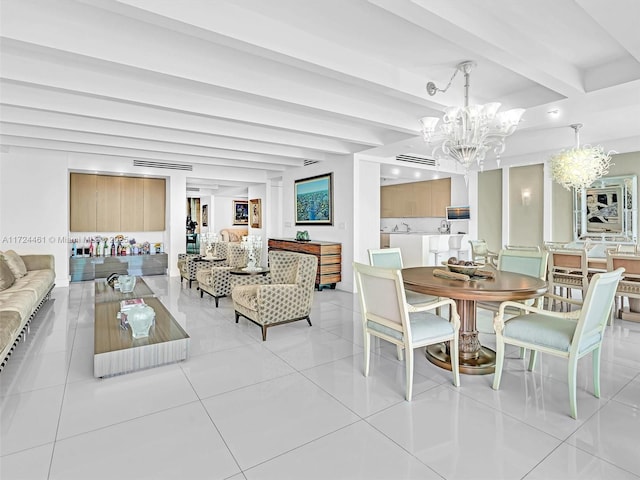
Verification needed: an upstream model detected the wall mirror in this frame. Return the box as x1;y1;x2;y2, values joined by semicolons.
573;174;638;242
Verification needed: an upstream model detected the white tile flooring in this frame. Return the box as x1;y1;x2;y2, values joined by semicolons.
1;275;639;480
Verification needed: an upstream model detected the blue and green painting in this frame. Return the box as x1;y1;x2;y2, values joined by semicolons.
296;176;331;222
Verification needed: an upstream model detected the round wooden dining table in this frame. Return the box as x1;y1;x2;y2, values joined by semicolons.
402;266;548;375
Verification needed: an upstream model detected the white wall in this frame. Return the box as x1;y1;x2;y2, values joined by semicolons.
0;147;70;285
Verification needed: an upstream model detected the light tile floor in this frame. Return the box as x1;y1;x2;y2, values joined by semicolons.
1;276;639;480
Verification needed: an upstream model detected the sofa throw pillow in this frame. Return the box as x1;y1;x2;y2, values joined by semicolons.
0;257;16;291
1;250;28;278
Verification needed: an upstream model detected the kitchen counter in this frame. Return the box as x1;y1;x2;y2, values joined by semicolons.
389;233;469;267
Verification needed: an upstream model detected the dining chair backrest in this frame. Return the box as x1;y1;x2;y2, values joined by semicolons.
504;244;541;252
469;239;494;264
368;247;404;269
498;248;549;279
547;248;589;296
606;252;640;299
354;262;409;340
574;268;625;352
615;243;640;254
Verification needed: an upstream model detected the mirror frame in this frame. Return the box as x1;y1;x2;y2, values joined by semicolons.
573;174;638;243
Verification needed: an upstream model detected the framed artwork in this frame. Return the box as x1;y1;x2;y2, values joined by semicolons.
233;200;249;225
249;198;262;228
295;172;333;225
201;204;208;227
585;185;622;233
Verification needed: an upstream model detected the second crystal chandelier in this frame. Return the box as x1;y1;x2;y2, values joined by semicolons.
420;61;525;178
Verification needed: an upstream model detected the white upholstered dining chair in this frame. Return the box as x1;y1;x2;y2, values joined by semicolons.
353;262;460;400
492;268;624;419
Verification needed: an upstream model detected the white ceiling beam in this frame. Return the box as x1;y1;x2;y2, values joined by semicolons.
0;48;391;147
85;0;434;106
0;135;294;174
0;1;423;133
578;0;640;63
370;0;584;97
0;122;333;164
0;103;351;160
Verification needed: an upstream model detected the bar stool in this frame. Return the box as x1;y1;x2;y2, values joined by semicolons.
448;235;466;261
429;235;448;266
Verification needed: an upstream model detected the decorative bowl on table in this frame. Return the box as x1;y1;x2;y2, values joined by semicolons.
442;261;481;276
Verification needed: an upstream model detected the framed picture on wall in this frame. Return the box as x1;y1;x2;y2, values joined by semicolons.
295;172;333;225
233;200;249;225
585;185;623;233
249;198;262;228
202;204;208;227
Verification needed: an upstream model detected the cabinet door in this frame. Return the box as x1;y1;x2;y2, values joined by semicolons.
143;178;166;231
70;173;97;232
380;185;393;217
96;175;121;231
414;181;432;217
430;178;451;217
120;176;145;231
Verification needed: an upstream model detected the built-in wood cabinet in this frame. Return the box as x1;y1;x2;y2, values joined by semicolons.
96;175;122;231
70;173;97;231
143;178;166;231
70;173;166;232
380;178;451;218
120;176;145;230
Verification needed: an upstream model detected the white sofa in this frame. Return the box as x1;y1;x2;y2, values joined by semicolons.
0;252;55;370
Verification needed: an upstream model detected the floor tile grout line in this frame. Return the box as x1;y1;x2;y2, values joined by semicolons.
46;281;85;480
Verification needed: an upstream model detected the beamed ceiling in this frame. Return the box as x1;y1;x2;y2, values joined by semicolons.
1;0;639;193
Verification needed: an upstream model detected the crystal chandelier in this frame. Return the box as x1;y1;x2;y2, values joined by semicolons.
550;123;613;191
420;61;525;178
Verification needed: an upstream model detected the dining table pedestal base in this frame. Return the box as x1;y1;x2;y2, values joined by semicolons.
426;344;496;375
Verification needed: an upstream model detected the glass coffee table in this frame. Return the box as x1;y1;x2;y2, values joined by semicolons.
93;277;190;378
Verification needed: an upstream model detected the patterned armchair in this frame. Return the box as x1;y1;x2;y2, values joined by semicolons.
177;254;203;288
196;243;265;307
232;251;317;340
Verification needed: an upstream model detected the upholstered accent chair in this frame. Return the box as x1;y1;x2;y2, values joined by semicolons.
492;268;624;419
353;262;460;401
196;244;265;307
232;251;317;340
177;253;204;288
367;248;441;313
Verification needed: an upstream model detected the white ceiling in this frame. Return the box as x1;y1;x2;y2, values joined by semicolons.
1;0;639;194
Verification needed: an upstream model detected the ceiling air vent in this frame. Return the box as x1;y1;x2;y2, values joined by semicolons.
133;160;193;171
304;159;319;166
186;187;200;192
395;154;436;167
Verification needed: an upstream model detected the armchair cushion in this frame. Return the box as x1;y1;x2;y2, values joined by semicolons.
367;311;454;343
1;250;28;279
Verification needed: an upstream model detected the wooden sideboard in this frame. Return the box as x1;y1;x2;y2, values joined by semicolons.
268;238;341;290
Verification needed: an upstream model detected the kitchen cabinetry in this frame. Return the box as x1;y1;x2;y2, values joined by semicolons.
70;173;97;231
380;178;450;218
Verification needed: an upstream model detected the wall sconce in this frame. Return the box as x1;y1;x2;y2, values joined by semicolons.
521;189;532;206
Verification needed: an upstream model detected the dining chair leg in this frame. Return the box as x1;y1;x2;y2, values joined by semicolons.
568;356;578;419
396;345;404;361
492;337;505;390
405;345;414;401
593;347;602;398
527;350;538;371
